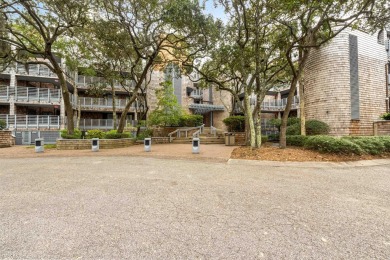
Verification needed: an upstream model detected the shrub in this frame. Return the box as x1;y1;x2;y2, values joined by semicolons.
104;130;131;139
286;135;309;147
306;120;330;135
380;112;390;120
268;133;279;141
285;119;330;136
269;117;300;131
286;124;300;135
86;129;105;139
350;138;385;155
0;119;6;129
378;136;390;152
179;114;203;127
137;128;153;140
343;136;390;155
223;116;245;132
261;136;268;144
60;129;82;139
304;135;363;155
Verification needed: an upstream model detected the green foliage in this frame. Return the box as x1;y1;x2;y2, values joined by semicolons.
267;133;280;141
137;129;154;140
342;136;390;155
286;135;309;147
0;119;6;129
148;80;182;126
284;119;330;136
269;117;300;131
306;120;330;135
223;116;245;132
286;124;300;135
261;136;268;144
104;130;131;139
60;129;82;139
179;114;203;127
380;113;390;120
86;129;105;139
304;136;363;155
378;137;390;152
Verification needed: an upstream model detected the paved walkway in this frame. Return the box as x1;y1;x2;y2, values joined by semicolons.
0;144;236;162
1;156;389;259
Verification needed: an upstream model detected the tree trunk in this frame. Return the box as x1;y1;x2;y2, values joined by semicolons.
74;86;80;129
279;76;298;148
77;99;81;129
117;94;137;133
299;76;306;136
255;94;265;148
49;55;74;134
111;83;117;130
244;90;256;148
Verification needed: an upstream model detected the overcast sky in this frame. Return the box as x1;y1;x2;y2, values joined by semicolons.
204;0;227;23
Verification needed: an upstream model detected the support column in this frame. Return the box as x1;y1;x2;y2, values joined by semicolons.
9;65;16;117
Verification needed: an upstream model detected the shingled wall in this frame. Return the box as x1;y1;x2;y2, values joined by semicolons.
304;29;387;136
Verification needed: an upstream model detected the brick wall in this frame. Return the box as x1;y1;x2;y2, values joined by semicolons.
373;121;390;136
304;29;387;136
0;131;15;148
56;138;135;150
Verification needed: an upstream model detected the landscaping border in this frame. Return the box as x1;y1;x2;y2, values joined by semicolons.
56;138;135;150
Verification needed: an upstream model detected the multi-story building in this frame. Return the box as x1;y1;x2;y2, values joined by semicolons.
304;28;389;136
1;28;388;145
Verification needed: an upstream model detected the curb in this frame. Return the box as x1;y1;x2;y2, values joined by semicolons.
227;158;390;168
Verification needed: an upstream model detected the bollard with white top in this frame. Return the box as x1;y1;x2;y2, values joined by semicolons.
192;138;200;154
144;138;151;152
35;138;44;153
92;138;99;152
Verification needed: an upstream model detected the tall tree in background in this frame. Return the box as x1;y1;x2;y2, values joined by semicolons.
97;0;217;133
0;0;91;134
186;0;287;148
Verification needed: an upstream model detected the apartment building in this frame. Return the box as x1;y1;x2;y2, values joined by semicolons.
0;58;143;144
304;28;390;136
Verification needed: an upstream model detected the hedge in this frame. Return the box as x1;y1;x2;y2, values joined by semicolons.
286;119;330;136
61;129;132;139
304;136;363;155
223;116;245;132
285;135;390;155
286;135;309;147
179;114;203;127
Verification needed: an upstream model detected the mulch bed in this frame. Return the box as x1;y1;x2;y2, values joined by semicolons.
231;143;390;162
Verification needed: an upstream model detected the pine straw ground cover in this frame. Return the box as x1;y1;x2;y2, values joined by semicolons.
231;143;390;162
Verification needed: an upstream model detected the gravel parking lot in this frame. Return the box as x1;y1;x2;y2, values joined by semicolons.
1;155;390;259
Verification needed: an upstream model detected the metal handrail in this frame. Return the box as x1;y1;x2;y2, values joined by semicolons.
168;124;205;142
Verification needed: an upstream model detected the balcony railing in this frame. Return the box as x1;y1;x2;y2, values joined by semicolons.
0;86;61;103
77;75;134;91
15;86;61;103
71;95;140;111
0;86;11;101
16;63;57;78
234;96;300;113
0;114;138;131
0;114;61;129
190;90;203;99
